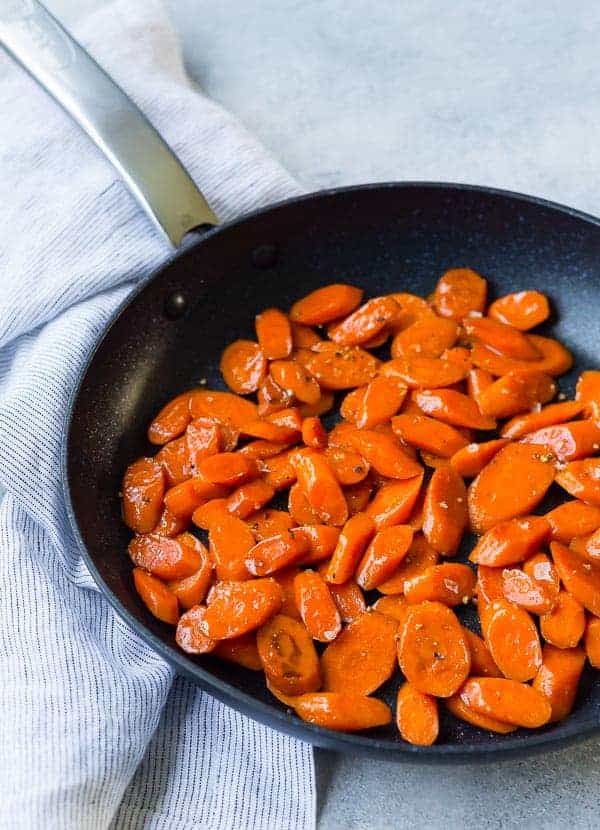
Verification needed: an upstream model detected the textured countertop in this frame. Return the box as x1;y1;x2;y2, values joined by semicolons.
33;1;600;827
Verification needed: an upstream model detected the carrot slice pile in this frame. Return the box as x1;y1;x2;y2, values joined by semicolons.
122;272;600;743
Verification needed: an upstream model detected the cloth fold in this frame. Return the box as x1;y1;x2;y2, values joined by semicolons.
0;1;314;828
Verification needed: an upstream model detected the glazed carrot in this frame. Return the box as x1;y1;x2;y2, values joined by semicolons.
260;449;298;491
122;457;165;533
404;563;475;607
501;401;584;440
293;525;341;565
584;616;600;667
164;479;216;520
450;439;510;478
551;541;600;616
287;692;392;731
327;296;400;346
477;371;557;419
133;568;179;625
270;359;321;404
176;606;216;653
445;695;516;734
341;376;407;428
272;566;302;620
288;483;322;525
471;336;573;377
294;570;341;642
167;536;213;608
378;534;439;594
420;452;451;470
533;645;586;722
391;413;469;458
381;355;469;389
246;530;310;576
189;390;258;430
247;508;295;540
388;292;435;329
345;428;423;480
345;481;374;516
156;437;190;486
196;453;257;488
576;370;600;418
480;599;542;681
128;533;202;581
257;375;293;416
373;594;408;623
321;611;398;695
397;601;470;696
291;449;348;526
467;443;555;534
391;316;458;359
240;413;302;444
255;308;293;360
209;512;255;581
540;590;585;649
583;527;600;560
201;578;283;639
415;388;496;431
365;475;424;529
464;316;541;361
299;392;335;418
546;500;600;543
302;416;328;449
326;580;366;623
325;513;376;584
291;321;322;349
459;677;551;728
422;466;468;556
324;447;370;485
521;551;560;610
184;417;223;472
442;346;472;370
225;479;275;520
396;683;439;746
488;290;550;331
462;627;501;677
257;614;321;694
295;343;380;390
555;459;600;505
220;340;267;394
154;506;189;537
433;268;487;319
148;392;194;445
501;567;557;615
521;420;600;462
475;565;505;608
469;515;550;566
355;525;414;590
239;438;293;460
466;367;494;403
290;284;364;325
213;633;263;670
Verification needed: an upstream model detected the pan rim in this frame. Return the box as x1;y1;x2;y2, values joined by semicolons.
62;180;600;761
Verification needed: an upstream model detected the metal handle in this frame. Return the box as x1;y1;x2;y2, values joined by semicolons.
0;0;219;247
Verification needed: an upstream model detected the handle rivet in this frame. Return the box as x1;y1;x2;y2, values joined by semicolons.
251;244;279;269
164;291;187;319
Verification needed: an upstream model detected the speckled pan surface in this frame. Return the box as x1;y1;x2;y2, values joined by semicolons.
64;182;600;760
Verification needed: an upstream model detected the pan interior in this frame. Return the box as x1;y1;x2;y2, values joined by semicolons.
66;184;600;757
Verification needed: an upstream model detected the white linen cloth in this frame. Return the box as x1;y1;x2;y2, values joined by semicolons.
0;1;315;828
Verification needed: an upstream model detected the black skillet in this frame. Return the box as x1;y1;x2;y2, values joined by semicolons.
4;2;600;762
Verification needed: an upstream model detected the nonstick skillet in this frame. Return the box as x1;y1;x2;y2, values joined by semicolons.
4;2;600;762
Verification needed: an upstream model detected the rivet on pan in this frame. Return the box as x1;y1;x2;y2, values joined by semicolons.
251;244;279;269
164;291;187;319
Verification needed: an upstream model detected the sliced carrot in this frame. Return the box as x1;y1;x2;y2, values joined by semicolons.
391;316;458;359
396;683;439;746
291;321;322;349
344;481;374;516
501;401;584;440
445;695;516;733
164;479;215;520
326;580;366;623
462;627;501;677
467;367;494;403
381;356;469;389
373;594;408;623
397;601;470;696
257;374;293;416
415;388;496;431
555;459;600;505
272;566;301;620
344;428;423;480
241;412;302;444
220;340;267;394
545;500;600;544
191;498;229;530
365;475;424;529
290;284;364;325
392;413;469;458
208;513;255;581
584;616;600;667
184;417;223;471
433;268;487;319
459;677;551;728
501;566;557;615
327;296;400;346
167;537;213;608
201;578;283;639
292;448;348;526
464;316;541;361
133;568;179;625
259;448;298;491
148;391;193;445
422;466;468;556
299;392;335;418
324;447;370;485
480;599;542;681
388;292;435;329
467;443;555;534
533;645;586;722
450;438;510;478
294;570;341;642
189;390;258;431
540;590;585;649
128;533;201;581
270;359;321;404
404;563;475;607
213;633;262;670
521;420;600;462
551;541;600;616
325;512;376;584
488;290;550;331
225;479;274;520
247;508;295;541
156;436;190;487
288;482;322;525
257;614;321;695
239;439;292;461
176;605;216;653
583;527;600;561
477;371;557;419
442;346;472;370
288;692;392;731
521;551;560;610
122;457;165;534
246;530;310;576
420;451;451;470
154;506;189;537
294;525;341;565
471;336;573;377
475;565;505;609
255;308;292;360
355;525;414;590
378;534;440;594
576;370;600;418
340;376;407;428
196;453;257;487
469;515;550;566
321;610;397;695
295;343;379;390
301;416;328;449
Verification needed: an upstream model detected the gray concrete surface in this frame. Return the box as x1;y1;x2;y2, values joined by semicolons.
26;1;600;827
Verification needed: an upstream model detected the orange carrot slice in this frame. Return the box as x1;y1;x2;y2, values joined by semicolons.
396;683;439;746
459;677;551;728
422;466;468;556
533;645;586;722
469;515;550;566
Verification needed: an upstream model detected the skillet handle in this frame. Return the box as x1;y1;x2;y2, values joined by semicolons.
0;0;219;247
